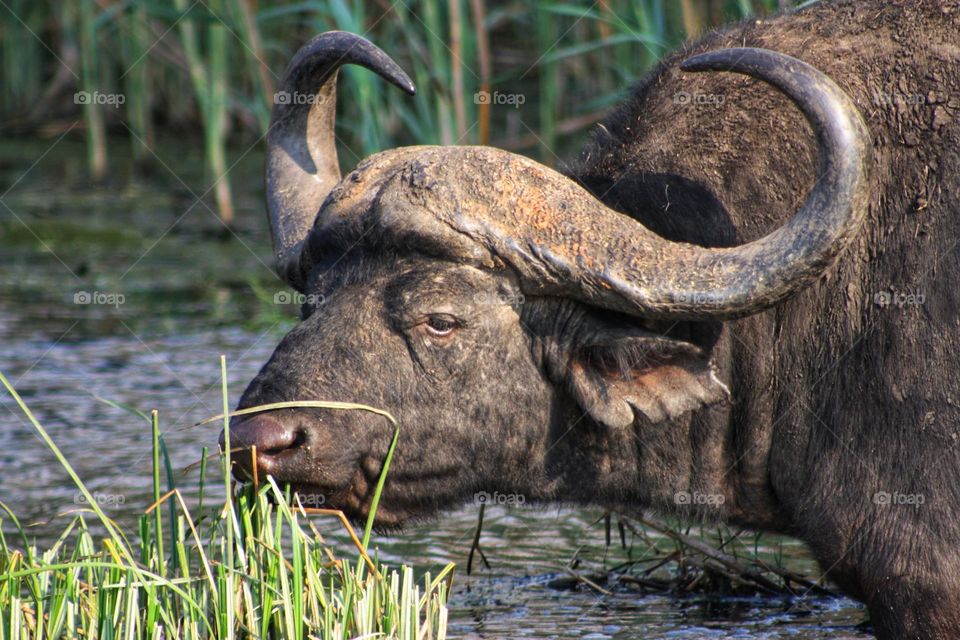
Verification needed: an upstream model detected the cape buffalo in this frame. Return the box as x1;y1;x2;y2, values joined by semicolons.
224;1;960;637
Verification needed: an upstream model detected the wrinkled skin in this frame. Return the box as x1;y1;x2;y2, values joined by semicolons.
230;1;960;637
236;255;733;526
237;259;554;526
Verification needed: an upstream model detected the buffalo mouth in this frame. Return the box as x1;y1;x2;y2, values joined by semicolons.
222;410;439;528
223;411;366;491
222;418;409;527
258;480;411;530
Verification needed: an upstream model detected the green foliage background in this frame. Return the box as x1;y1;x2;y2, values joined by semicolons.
1;0;804;217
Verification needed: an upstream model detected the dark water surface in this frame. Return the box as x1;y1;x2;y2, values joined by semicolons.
0;139;869;638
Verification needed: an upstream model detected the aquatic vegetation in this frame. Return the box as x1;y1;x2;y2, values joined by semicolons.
0;359;451;640
0;1;796;220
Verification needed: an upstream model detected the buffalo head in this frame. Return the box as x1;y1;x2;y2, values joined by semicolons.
223;32;870;526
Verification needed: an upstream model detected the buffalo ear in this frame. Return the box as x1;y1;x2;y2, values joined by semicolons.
564;329;730;428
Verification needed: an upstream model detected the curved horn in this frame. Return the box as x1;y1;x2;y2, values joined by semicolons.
377;48;869;321
305;47;870;321
628;46;872;318
266;31;415;289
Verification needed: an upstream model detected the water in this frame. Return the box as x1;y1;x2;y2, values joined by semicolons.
0;138;869;638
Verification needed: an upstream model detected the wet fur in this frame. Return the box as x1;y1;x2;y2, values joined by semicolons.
239;1;960;637
574;1;960;637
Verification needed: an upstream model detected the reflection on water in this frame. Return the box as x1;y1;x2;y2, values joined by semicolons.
0;139;868;638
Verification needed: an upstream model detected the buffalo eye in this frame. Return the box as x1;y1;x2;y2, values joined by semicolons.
423;314;459;338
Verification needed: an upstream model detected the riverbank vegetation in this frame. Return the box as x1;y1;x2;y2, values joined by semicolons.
1;0;798;221
0;362;452;640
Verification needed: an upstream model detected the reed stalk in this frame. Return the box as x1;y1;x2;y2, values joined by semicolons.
0;364;451;640
77;0;107;181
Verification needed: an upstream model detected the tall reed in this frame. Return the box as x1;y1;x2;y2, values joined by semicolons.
0;1;798;207
0;362;452;640
77;0;108;181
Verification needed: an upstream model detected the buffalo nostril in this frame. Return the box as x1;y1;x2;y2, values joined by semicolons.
223;413;305;460
262;429;306;456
